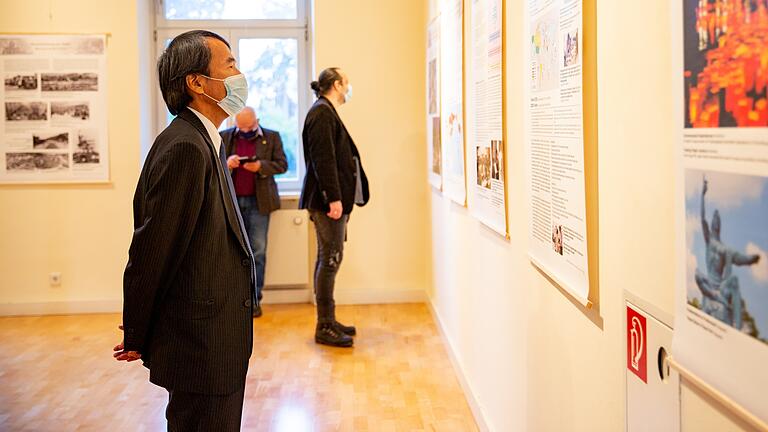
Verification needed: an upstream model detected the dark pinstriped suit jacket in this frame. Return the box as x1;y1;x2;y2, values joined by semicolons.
123;108;254;395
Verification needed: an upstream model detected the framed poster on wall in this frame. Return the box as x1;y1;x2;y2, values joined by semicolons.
525;0;591;304
441;0;467;205
0;34;109;184
467;0;507;236
427;16;443;190
672;0;768;425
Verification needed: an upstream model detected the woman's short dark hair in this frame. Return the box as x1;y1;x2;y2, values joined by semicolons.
158;30;230;115
310;67;343;98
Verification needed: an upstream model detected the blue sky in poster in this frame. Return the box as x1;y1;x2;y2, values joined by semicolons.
685;169;768;341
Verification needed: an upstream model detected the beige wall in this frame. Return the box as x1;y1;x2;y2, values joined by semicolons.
0;0;142;312
0;0;432;310
313;0;431;302
0;0;755;430
428;0;758;431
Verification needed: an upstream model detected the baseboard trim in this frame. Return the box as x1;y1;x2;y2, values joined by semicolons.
427;298;491;432
0;300;122;316
262;288;312;304
334;288;427;305
0;288;427;316
264;287;427;305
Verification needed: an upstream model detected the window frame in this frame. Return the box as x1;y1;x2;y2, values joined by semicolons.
153;0;311;195
155;0;307;29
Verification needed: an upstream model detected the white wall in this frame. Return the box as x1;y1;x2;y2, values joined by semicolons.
428;0;760;430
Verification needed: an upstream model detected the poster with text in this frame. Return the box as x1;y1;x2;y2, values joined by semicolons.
441;0;467;205
672;0;768;423
468;0;507;236
1;34;109;183
428;16;443;190
525;0;590;304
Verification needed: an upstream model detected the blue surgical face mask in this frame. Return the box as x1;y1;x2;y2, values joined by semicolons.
344;83;353;103
240;129;258;139
201;73;248;117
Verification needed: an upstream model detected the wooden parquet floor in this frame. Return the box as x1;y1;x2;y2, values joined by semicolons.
0;303;478;431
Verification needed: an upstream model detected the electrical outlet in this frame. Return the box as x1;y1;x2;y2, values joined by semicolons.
49;272;62;287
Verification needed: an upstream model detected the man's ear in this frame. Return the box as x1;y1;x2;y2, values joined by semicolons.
186;74;204;95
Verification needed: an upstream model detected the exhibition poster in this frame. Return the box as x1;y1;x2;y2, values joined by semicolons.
441;0;468;205
672;0;768;423
468;0;507;236
526;0;590;304
428;16;443;190
1;34;109;183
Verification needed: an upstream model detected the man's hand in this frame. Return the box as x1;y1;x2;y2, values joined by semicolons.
242;161;261;173
227;155;240;170
327;201;343;220
113;325;141;362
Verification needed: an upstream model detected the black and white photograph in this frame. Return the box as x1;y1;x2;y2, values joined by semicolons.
32;131;69;150
6;152;69;172
74;130;99;164
491;139;503;181
0;38;33;55
51;101;90;122
41;73;98;92
73;149;100;164
5;102;48;122
4;73;38;91
476;145;492;190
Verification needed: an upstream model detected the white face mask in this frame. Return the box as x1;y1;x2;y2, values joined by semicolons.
201;73;248;117
344;83;353;103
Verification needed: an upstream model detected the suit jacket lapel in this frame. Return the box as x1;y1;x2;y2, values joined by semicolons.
177;110;251;256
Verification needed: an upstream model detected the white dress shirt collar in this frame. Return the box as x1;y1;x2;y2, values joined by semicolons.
187;106;222;154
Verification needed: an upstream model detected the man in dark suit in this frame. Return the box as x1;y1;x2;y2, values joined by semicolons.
221;107;288;317
300;67;370;347
113;30;256;431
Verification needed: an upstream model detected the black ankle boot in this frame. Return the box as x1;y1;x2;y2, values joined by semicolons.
315;322;353;347
334;320;356;336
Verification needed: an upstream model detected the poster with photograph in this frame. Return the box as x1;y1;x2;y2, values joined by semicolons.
441;0;467;205
467;0;506;236
525;0;590;304
427;16;443;190
672;0;768;423
0;34;109;183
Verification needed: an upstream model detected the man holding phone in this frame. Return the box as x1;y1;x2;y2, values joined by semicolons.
222;107;288;317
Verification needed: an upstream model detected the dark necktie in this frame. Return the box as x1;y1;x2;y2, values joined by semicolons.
217;143;256;286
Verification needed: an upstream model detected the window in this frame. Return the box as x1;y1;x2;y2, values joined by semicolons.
163;0;298;21
238;37;300;183
154;0;311;193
